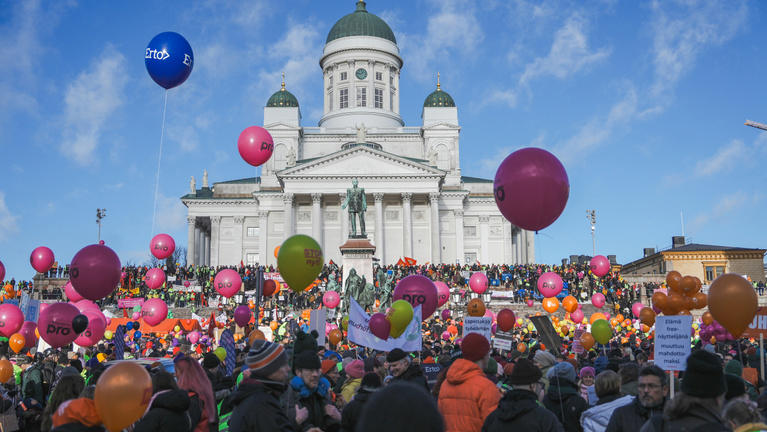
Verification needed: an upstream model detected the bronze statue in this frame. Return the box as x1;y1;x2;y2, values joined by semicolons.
341;178;367;237
344;268;364;313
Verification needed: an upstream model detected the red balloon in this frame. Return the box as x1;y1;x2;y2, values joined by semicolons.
323;291;341;309
238;126;274;167
0;304;24;337
214;269;242;298
469;273;488;294
393;275;438;319
526;299;534;307
537;272;563;297
141;298;168;326
497;309;516;332
590;255;610;277
369;313;391;340
233;305;252;327
38;302;80;348
70;244;122;301
150;234;176;260
434;281;450;307
493;147;569;231
19;321;37;348
144;268;166;290
263;279;277;297
30;246;55;273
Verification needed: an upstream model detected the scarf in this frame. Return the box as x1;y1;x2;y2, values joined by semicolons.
290;375;330;399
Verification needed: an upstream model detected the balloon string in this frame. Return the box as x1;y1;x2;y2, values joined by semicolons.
151;90;168;238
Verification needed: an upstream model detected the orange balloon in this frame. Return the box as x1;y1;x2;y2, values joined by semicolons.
590;313;607;324
517;343;527;353
610;318;620;327
666;271;683;293
467;298;486;317
652;291;668;311
542;297;560;314
274;245;280;258
560;324;569;336
270;321;279;331
639;307;656;326
623;319;632;327
692;292;707;309
562;295;578;313
615;314;624;323
95;361;152;432
710;336;717;344
641;324;651;333
328;328;343;346
708;274;758;337
448;325;458;335
701;311;714;326
580;332;595;350
0;359;12;383
679;309;691;316
680;276;697;295
9;333;25;354
693;277;702;294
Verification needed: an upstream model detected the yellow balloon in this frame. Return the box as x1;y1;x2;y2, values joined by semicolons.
388;300;414;338
104;330;113;340
174;325;181;332
527;323;535;331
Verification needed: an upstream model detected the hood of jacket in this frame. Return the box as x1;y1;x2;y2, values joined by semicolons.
496;389;540;421
399;363;425;381
445;358;484;386
52;398;102;429
230;378;286;406
545;377;579;403
151;389;191;413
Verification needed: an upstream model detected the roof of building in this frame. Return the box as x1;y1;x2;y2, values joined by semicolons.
662;243;764;253
218;177;260;184
424;89;455;107
266;75;299;108
326;1;396;44
461;176;493;183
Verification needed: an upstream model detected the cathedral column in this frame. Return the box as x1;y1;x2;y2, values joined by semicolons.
233;216;245;266
401;192;412;258
258;211;269;266
524;230;535;264
194;223;203;265
515;230;523;264
339;192;348;239
210;216;221;267
429;193;441;263
187;217;196;266
203;231;210;266
311;194;323;244
454;209;464;265
479;215;490;264
283;193;294;239
374;193;385;263
511;228;518;264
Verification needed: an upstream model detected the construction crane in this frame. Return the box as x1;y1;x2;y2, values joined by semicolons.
745;120;767;131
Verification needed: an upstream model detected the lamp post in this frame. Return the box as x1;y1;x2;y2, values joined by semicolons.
586;210;596;256
96;208;107;242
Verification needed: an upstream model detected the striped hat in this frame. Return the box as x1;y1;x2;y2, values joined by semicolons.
247;340;288;378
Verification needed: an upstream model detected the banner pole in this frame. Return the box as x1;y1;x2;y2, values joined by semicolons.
669;370;675;399
761;333;765;382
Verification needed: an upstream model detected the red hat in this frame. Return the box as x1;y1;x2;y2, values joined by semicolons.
321;359;336;375
461;333;490;362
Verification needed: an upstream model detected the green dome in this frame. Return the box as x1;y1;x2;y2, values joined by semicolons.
266;88;299;108
326;1;396;44
423;89;456;107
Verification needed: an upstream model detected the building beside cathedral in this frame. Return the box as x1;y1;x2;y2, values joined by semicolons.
181;1;535;267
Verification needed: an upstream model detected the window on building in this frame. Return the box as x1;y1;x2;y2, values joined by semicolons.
356;87;366;107
246;227;258;237
390;90;394;110
246;253;259;266
705;266;715;282
329;75;333;87
464;252;477;264
340;72;348;81
389;74;394;85
375;88;383;108
464;226;477;237
376;71;383;81
716;266;725;276
340;88;348;108
329;90;333;110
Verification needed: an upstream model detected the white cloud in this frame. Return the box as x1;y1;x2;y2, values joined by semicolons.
0;191;19;242
479;134;544;172
688;191;748;233
155;193;187;232
695;139;747;176
61;47;128;165
168;124;201;153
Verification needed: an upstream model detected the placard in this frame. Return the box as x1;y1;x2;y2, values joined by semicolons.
493;338;512;351
309;309;327;347
529;315;563;352
743;307;767;339
347;298;422;352
654;315;692;371
463;317;492;342
421;364;442;388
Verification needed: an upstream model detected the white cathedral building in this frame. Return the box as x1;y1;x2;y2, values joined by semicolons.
182;1;535;268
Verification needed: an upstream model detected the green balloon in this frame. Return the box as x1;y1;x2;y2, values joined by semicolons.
342;315;349;331
389;300;414;338
591;319;613;345
277;235;324;293
214;347;226;362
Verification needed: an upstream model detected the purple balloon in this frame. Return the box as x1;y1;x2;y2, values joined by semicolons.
393;275;438;319
369;313;391;340
0;260;5;282
234;305;252;327
434;281;450;307
75;309;106;347
38;302;80;348
19;321;37;348
441;309;451;320
493;147;569;231
0;304;24;337
70;244;121;300
63;281;84;302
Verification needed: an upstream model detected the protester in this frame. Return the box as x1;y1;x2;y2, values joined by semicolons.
722;399;767;432
287;350;341;432
606;365;668;432
50;398;103;432
618;363;639;397
357;382;444;432
133;370;192;432
534;350;557;390
386;348;429;391
579;366;597;406
580;370;632;432
340;359;364;403
41;372;85;432
341;372;382;432
543;362;588;432
175;356;218;432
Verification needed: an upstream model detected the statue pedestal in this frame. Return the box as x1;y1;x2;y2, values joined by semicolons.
340;237;376;309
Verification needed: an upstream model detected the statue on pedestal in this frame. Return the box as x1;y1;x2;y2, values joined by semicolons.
190;176;196;193
344;268;364;313
357;276;376;313
341;178;367;237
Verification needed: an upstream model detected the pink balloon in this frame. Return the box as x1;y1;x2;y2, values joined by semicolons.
591;293;605;309
150;234;176;260
570;308;584;323
19;321;37;348
537;272;563;297
73;300;100;315
493;147;569;231
145;268;166;290
141;298;168;326
184;280;191;288
237;126;274;167
30;246;55;274
484;309;496;322
441;309;451;320
75;309;106;347
393;275;438;319
70;244;121;300
121;271;127;279
214;269;242;298
38;302;80;348
0;304;24;337
131;311;140;320
233;305;251;327
605;313;611;320
323;291;341;309
63;281;84;302
188;331;200;344
442;331;451;341
434;281;450;307
469;273;488;294
590;255;610;277
39;303;49;314
632;302;644;318
526;299;534;307
369;313;391;340
0;260;5;282
491;323;497;334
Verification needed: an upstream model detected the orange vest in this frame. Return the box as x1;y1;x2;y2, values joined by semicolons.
743;367;759;388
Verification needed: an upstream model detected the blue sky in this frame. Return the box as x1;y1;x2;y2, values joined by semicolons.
1;0;766;280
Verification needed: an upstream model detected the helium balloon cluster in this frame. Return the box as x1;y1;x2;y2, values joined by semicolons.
369;300;416;341
650;271;706;322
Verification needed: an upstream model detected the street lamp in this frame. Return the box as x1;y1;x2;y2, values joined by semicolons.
96;208;107;241
586;210;596;256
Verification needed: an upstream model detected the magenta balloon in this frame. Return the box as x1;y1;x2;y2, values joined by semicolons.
237;126;274;167
188;331;200;344
145;268;166;290
570;308;585;323
0;260;5;282
442;331;451;341
75;309;106;347
30;246;55;274
491;323;497;334
526;299;534;307
392;275;438;319
631;302;644;318
0;304;23;337
73;300;100;315
469;273;488;294
183;280;191;288
141;298;168;326
537;272;563;297
323;291;341;309
493;147;569;231
591;293;605;309
590;255;610;277
19;321;37;348
69;244;121;300
150;233;176;260
484;309;496;322
369;313;391;340
63;281;84;302
441;309;451;320
214;269;242;298
131;311;140;320
38;302;79;348
233;305;252;327
434;281;450;307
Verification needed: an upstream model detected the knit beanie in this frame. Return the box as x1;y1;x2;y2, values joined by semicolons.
484;357;498;375
360;372;382;392
461;333;490;362
724;373;746;401
547;361;576;383
202;352;220;369
294;350;322;371
533;350;556;369
293;330;319;356
345;359;365;379
510;358;543;385
725;359;743;377
387;348;407;363
681;349;726;398
579;366;595;378
246;340;288;378
321;359;337;375
357;383;444;432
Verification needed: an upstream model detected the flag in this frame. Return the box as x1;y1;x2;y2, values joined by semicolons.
207;312;216;339
404;257;417;266
396;258;405;266
219;329;236;376
114;325;126;360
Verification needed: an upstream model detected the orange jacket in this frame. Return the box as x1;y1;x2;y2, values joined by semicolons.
438;359;501;432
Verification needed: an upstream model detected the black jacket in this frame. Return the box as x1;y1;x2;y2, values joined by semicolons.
133;389;192;432
51;424;105;432
606;396;664;432
227;379;295;432
392;364;429;392
341;389;375;432
482;389;564;432
542;378;588;432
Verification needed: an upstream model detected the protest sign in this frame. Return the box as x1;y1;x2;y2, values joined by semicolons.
117;298;144;309
529;315;562;351
309;309;327;347
654;315;692;371
743;307;767;339
463;317;492;342
493;338;512;351
422;364;442;388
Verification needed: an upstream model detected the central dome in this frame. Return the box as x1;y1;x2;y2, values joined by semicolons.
326;1;396;44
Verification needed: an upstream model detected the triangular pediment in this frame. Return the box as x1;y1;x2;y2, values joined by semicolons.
278;145;444;177
263;122;301;130
423;122;460;129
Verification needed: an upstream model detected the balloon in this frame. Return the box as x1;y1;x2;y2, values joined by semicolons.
213;269;243;298
234;305;252;327
666;271;683;293
591;293;605;309
434;281;450;307
708;273;758;338
388;300;414;338
263;279;277;297
665;294;685;315
497;309;515;332
214;347;226;362
95;361;152;432
0;359;11;383
680;276;697;295
328;328;343;346
570;308;584;323
441;331;451;341
238;126;274;167
188;331;200;344
30;246;55;273
141;298;168;326
72;314;89;334
74;300;101;315
580;332;595;350
38;302;80;348
19;321;37;348
651;291;668;313
441;309;451;320
691;292;708;309
9;333;24;353
560;325;569;336
639;307;656;327
702;311;714;326
104;330;113;340
542;297;559;313
0;260;4;282
144;268;166;290
174;325;181;332
0;304;24;337
537;272;563;297
63;281;84;302
469;273;488;294
323;291;341;309
589;255;610;277
493;147;569;231
467;298;486;317
274;246;280;258
70;244;122;301
484;309;496;322
393;275;438;319
369;313;391;340
132;312;141;320
145;32;193;89
183;280;191;288
150;234;176;260
75;309;106;347
591;319;612;345
589;312;607;324
526;299;534;307
277;235;324;293
517;343;527;353
562;295;578;313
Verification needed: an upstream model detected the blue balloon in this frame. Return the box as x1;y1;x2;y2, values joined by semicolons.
134;331;142;339
133;321;140;331
145;32;194;89
125;322;133;330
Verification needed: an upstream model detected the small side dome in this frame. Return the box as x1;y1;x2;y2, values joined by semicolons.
423;73;455;107
266;73;299;107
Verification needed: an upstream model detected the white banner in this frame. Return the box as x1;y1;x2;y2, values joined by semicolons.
347;298;422;352
191;312;203;324
216;312;228;324
309;309;327;347
463;317;493;342
654;315;692;371
492;338;512;351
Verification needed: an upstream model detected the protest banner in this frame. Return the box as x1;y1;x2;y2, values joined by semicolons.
529;315;562;351
493;338;512;351
743;307;767;339
347;298;422;351
422;364;442;387
654;315;693;371
309;308;327;346
463;317;492;342
117;298;144;309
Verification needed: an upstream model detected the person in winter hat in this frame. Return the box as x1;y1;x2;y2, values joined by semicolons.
606;365;668;432
340;359;365;403
542;362;588;432
341;373;382;432
579;366;597;406
581;370;633;432
534;350;557;390
134;370;192;432
387;348;429;391
357;382;444;432
482;358;563;432
639;349;729;432
285;350;342;432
